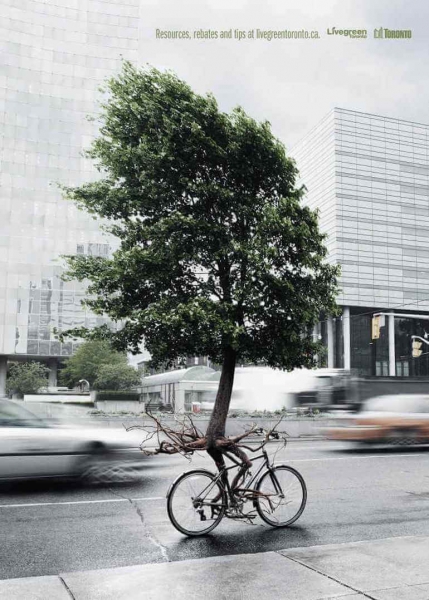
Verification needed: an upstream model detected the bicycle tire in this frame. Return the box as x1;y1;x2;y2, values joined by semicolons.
255;465;307;527
167;469;226;536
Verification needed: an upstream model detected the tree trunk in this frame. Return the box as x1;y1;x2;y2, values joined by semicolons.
206;346;237;449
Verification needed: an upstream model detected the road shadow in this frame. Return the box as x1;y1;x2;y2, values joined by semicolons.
168;521;318;560
0;476;150;496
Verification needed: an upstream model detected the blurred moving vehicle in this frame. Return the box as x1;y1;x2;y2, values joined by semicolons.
0;400;144;483
224;367;358;413
326;394;429;445
292;369;360;412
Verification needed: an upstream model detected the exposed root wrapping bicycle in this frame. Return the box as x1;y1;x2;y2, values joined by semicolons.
130;415;307;537
166;429;307;536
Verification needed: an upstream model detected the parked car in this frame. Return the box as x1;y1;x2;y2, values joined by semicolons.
0;399;145;482
326;394;429;445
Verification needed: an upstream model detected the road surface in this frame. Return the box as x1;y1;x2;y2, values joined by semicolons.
1;439;429;579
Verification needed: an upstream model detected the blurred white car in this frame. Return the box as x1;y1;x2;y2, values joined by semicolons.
0;399;145;482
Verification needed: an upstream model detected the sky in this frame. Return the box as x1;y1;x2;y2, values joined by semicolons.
131;0;427;366
137;0;428;150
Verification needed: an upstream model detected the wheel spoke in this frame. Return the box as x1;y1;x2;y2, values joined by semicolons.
168;471;224;536
256;467;306;527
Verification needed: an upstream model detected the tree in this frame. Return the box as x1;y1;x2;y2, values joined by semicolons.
59;340;128;388
93;362;141;391
61;61;339;463
6;362;50;398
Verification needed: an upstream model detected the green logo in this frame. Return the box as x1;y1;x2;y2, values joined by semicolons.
326;27;367;38
374;27;412;39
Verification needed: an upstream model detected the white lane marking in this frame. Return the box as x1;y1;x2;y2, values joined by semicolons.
0;496;164;509
279;445;352;452
287;454;426;462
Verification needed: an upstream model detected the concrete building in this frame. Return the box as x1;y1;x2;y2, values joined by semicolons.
0;0;140;394
141;366;221;414
292;108;429;377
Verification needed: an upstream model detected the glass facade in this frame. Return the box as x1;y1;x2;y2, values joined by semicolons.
293;107;429;311
292;108;429;376
0;0;140;359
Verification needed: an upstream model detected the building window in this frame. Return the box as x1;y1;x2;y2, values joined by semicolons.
396;361;409;377
375;361;389;377
76;243;109;257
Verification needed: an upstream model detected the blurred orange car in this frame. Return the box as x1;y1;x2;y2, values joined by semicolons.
326;395;429;445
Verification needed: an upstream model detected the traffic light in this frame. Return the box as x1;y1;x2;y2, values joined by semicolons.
371;316;380;340
412;340;423;358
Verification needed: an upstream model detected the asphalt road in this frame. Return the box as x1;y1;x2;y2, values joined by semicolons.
1;439;429;580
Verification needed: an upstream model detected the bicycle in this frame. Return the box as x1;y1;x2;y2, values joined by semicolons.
166;431;307;536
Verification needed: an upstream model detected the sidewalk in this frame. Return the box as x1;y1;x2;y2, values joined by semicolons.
1;535;428;600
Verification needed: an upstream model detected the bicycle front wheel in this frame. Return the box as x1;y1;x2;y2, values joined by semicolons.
167;470;226;536
255;466;307;527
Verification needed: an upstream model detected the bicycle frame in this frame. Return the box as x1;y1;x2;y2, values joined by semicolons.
222;448;270;499
187;447;280;511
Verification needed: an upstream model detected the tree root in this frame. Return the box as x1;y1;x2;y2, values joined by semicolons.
127;412;288;492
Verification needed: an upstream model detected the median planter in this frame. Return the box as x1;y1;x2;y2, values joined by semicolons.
94;390;144;414
24;393;92;405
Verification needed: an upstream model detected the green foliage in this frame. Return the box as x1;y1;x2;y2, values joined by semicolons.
95;390;141;401
6;362;50;398
61;61;339;372
59;340;128;388
93;363;141;391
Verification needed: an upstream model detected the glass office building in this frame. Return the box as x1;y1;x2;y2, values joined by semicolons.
292;108;429;377
0;0;140;393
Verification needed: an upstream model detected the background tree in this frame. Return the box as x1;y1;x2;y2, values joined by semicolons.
59;340;128;388
61;61;339;461
6;362;50;398
93;363;141;391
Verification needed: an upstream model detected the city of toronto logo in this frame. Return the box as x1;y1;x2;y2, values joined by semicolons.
374;27;412;38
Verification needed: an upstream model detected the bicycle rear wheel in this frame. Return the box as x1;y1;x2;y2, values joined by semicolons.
167;469;226;536
255;465;307;527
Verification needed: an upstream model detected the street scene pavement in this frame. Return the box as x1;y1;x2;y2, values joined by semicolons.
1;438;429;597
2;0;428;598
2;535;429;600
